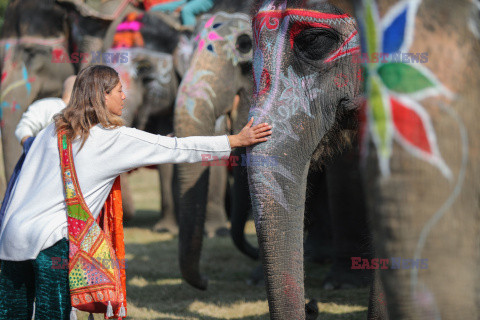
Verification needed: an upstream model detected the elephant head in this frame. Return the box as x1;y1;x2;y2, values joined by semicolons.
174;11;254;290
0;0;75;179
104;11;183;134
248;1;361;318
0;0;134;180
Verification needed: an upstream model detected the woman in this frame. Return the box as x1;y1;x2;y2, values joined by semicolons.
0;65;271;319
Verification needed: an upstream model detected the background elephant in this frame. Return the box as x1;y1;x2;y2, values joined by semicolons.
247;1;363;318
0;0;141;218
0;0;75;180
0;0;139;180
173;8;255;290
102;5;241;233
346;0;480;318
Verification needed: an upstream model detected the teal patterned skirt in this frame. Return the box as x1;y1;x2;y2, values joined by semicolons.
0;239;70;320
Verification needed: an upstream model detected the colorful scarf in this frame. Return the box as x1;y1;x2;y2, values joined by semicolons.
57;132;127;319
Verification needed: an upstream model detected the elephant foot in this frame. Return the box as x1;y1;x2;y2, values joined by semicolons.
246;264;264;287
322;259;371;290
153;218;179;235
306;300;319;320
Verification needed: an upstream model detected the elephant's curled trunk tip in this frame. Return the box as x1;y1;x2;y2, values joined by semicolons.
182;272;208;291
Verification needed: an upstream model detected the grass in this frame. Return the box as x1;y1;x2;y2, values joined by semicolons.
76;168;368;319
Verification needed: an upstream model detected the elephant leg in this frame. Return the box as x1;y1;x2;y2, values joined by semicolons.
153;163;178;234
205;164;229;237
120;173;135;221
304;166;334;263
323;144;371;290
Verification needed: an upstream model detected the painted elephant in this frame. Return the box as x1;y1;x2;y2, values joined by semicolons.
347;0;480;318
102;10;183;222
247;1;364;318
173;9;255;289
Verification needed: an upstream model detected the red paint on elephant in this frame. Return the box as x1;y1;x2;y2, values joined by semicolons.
391;97;432;154
259;69;271;97
289;21;331;49
282;273;302;309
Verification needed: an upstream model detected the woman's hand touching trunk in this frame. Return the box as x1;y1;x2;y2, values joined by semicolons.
228;118;272;148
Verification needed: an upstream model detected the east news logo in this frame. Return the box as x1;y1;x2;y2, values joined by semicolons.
51;49;129;64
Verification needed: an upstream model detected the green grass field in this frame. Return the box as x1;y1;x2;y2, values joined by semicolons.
76;168;368;319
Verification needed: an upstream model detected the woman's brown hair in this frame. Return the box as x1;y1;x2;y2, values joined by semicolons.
54;65;124;147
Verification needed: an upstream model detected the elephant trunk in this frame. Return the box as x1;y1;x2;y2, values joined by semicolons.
175;81;217;290
177;160;210;290
247;146;310;319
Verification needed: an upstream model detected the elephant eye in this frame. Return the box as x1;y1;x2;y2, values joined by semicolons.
136;60;152;76
236;34;252;54
293;28;339;61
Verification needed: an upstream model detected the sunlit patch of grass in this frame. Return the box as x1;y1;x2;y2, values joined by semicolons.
124;227;174;244
245;220;256;235
129;276;183;287
318;302;367;314
188;300;269;319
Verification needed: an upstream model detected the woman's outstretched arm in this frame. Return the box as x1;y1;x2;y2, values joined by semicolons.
228;118;272;148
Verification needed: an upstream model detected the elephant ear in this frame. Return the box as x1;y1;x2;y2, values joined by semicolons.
57;0;133;20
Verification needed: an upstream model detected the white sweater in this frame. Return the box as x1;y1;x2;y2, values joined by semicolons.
14;97;66;143
0;123;231;261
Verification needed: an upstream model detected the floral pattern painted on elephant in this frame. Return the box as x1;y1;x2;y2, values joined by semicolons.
359;0;470;317
176;68;215;122
194;16;224;55
360;0;454;179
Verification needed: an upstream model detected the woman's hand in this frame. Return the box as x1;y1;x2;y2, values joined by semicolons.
228;117;272;148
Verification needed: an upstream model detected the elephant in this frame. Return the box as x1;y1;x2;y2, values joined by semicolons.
247;1;365;318
347;0;480;318
173;8;256;290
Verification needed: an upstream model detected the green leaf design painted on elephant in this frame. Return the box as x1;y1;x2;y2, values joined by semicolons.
368;74;392;164
364;0;380;58
378;63;444;96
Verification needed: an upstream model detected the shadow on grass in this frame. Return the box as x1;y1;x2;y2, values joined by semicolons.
125;210;161;229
